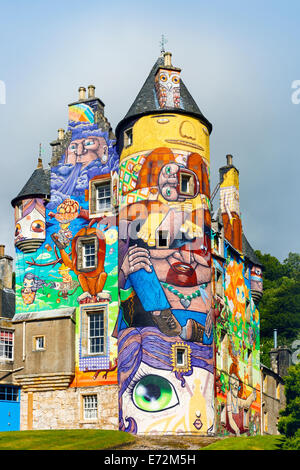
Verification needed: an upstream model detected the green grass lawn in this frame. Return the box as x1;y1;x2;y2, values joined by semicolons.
0;429;135;450
201;435;286;450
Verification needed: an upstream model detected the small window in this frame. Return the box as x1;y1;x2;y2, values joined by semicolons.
76;236;99;272
219;330;228;372
83;394;98;420
179;172;194;195
33;336;46;351
172;344;190;371
88;312;105;354
276;381;280;400
215;269;223;297
83;241;96;269
124;128;133;148
96;182;111;212
263;374;268;393
247;350;253;385
176;348;186;366
0;330;13;360
264;411;268;433
156;230;169;248
0;386;19;402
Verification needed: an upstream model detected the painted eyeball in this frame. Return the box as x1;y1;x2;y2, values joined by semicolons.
132;375;179;412
15;223;21;237
172;75;179;84
69;143;77;152
160;73;168;82
31;220;45;233
84;139;95;147
165;166;171;175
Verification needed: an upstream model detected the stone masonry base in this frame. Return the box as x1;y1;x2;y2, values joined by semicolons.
20;384;119;431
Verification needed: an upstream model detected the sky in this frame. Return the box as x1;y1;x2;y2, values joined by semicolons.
0;0;299;264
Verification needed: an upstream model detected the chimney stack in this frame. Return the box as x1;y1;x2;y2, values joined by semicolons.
78;86;86;101
164;51;172;67
37;158;43;169
0;245;13;289
88;85;95;99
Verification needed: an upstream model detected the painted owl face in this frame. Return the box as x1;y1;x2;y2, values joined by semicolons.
155;69;180;108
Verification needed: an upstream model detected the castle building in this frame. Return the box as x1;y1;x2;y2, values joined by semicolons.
11;52;264;435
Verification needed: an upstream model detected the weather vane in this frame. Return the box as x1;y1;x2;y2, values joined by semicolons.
160;34;168;54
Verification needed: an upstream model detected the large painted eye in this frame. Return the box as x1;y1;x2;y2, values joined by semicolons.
132;375;179;412
160;74;168;82
172;75;179;84
31;220;45;233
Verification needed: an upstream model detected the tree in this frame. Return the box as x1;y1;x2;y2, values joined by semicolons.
254;251;300;342
278;364;300;448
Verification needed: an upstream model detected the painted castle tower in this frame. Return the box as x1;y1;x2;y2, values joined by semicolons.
11;52;262;436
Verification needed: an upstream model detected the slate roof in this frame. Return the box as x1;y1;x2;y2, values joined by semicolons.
115;56;212;138
242;233;263;267
11;168;50;207
12;307;76;323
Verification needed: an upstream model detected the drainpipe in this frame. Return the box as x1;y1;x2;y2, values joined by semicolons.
22;321;26;361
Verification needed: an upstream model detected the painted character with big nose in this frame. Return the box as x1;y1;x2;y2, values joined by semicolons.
118;148;213;344
65;136;109;167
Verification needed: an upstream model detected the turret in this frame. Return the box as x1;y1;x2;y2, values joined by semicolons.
11;157;50;253
116;53;215;435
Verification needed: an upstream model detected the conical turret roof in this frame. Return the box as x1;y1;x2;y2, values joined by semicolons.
115;55;212;137
11;166;50;207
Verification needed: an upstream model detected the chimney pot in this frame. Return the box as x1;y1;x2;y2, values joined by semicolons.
226;154;233;166
88;85;95;99
58;128;65;140
78;86;86;100
37;158;43;169
0;245;4;257
164;51;172;67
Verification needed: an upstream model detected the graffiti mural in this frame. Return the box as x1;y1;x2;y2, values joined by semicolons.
214;247;261;436
117;105;215;434
14;97;119;386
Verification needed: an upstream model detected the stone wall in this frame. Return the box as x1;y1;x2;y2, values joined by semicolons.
20;384;118;431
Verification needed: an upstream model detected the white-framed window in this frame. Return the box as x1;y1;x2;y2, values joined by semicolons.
89;175;113;217
34;336;45;351
83;240;96;269
96;181;111;212
0;330;13;360
83;394;98;420
88;311;105;354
